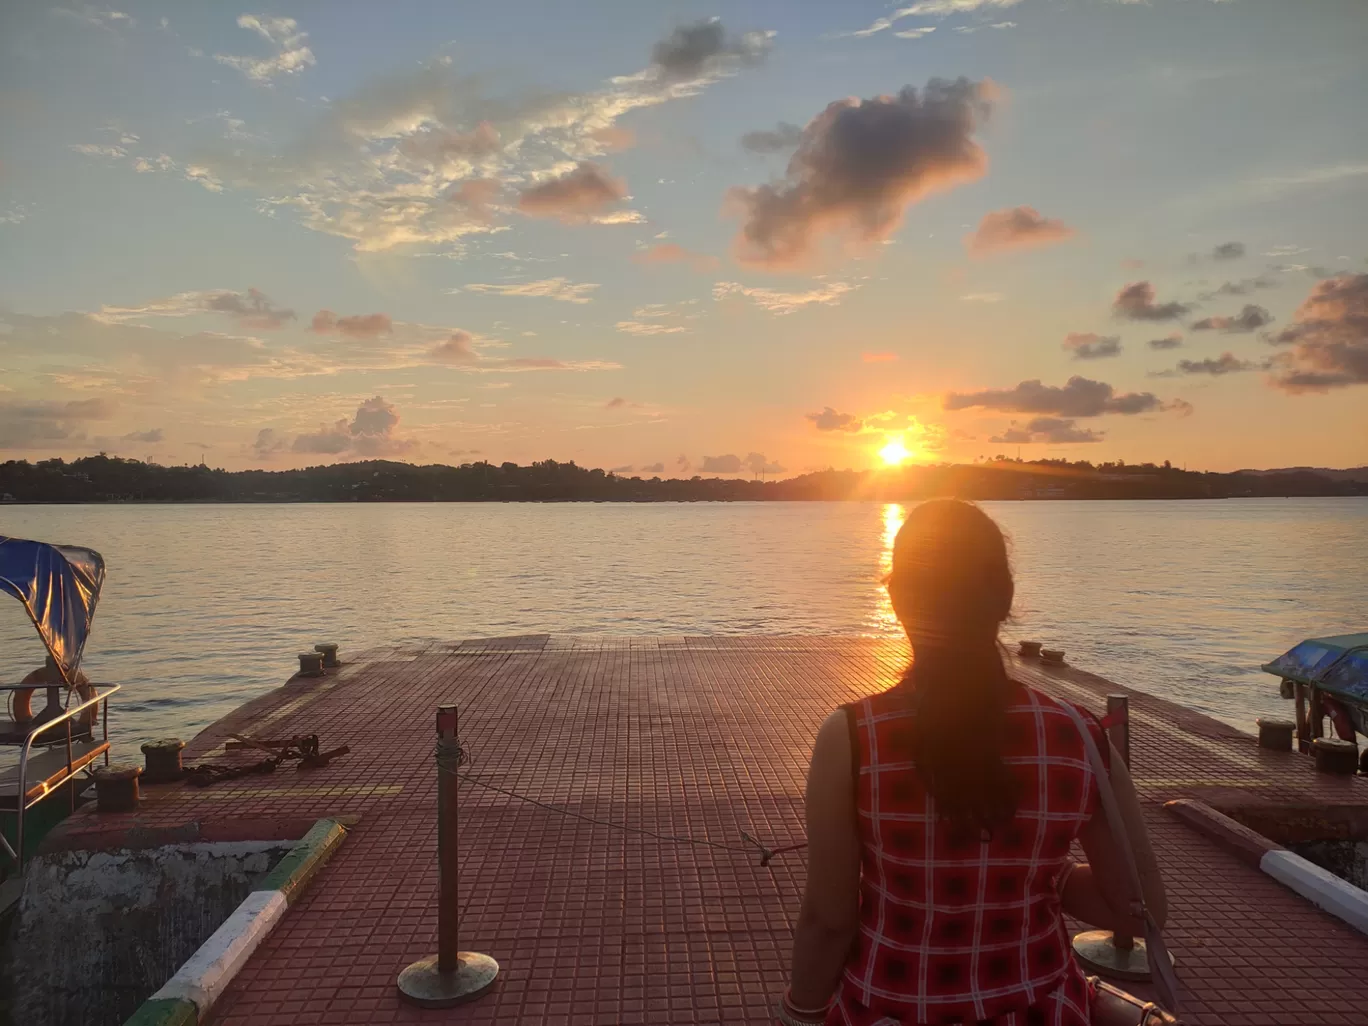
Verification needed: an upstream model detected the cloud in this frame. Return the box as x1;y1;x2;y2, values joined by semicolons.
964;206;1075;257
461;278;599;303
863;352;898;362
650;19;772;83
0;396;118;450
609;464;634;473
895;27;937;39
616;320;687;336
52;6;133;31
806;407;863;432
252;427;286;459
745;452;785;474
1176;353;1257;376
1267;273;1368;393
605;397;629;409
310;310;394;340
1112;281;1191;321
1062;333;1122;360
1198;275;1276;300
701;453;743;473
122;428;164;443
1191;304;1272;333
427;331;477;364
293;395;416;458
740;122;804;155
1148;334;1183;350
944;375;1163;416
960;292;1005;303
93;288;296;329
70;143;128;159
1211;241;1245;261
989;416;1102;445
517;161;628;222
635;243;718;271
214;14;315;83
713;280;857;315
641;462;665;474
837;1;1019;38
156;22;771;255
727;78;995;269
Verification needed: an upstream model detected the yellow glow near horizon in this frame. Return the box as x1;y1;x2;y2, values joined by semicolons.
879;437;912;465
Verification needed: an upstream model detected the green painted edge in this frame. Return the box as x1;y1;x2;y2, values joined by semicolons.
253;816;348;905
122;997;198;1026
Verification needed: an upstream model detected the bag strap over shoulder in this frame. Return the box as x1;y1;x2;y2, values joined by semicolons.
1059;701;1181;1015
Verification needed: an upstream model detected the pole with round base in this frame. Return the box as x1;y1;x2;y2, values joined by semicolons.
1072;930;1173;982
397;704;499;1008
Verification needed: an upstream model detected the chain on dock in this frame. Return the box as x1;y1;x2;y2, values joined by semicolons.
434;738;807;866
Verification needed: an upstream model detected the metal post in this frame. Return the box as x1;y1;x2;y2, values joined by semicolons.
1073;693;1173;983
1106;694;1131;769
397;704;499;1007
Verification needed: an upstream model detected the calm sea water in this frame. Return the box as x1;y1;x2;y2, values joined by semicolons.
1;499;1364;750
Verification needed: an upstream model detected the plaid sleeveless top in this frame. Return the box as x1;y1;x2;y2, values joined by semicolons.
829;682;1105;1026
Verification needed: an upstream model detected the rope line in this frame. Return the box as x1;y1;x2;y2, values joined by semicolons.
436;741;807;866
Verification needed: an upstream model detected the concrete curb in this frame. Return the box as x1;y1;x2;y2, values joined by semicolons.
1166;798;1368;937
1261;848;1368;936
122;817;349;1026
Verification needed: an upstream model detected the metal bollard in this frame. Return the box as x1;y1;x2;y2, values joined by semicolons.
397;705;499;1007
314;642;340;668
297;652;324;678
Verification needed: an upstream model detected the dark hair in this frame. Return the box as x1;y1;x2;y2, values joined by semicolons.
887;499;1019;831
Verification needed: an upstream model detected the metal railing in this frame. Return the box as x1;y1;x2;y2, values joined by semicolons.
0;683;119;872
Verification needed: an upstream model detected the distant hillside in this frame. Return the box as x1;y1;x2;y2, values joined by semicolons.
3;454;1367;503
1237;466;1368;484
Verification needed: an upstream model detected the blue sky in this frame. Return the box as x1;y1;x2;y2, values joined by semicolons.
1;0;1365;473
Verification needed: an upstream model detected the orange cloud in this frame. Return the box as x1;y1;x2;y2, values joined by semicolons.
636;243;719;271
590;126;636;152
310;310;393;339
964;206;1075;257
517;162;627;222
428;331;476;364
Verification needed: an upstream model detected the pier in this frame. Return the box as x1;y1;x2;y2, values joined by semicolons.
37;636;1368;1025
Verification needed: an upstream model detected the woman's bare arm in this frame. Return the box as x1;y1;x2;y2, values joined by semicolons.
786;709;862;1010
1072;740;1167;932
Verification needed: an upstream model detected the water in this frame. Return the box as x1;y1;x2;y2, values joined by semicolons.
1;499;1363;750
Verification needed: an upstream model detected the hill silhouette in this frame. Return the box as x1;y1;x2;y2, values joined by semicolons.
2;454;1365;503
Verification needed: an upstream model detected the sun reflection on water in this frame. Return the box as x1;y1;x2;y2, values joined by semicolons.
876;502;905;631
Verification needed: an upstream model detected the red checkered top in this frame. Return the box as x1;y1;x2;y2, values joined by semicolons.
829;682;1105;1026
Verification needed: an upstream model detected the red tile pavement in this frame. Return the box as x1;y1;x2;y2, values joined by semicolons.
44;636;1368;1024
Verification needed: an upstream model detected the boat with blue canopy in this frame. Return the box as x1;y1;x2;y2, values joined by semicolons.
1263;632;1368;749
0;536;120;882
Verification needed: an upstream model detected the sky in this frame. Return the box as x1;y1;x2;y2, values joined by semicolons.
1;0;1365;476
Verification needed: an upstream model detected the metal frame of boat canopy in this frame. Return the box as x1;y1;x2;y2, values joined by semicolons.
1263;633;1368;753
0;536;117;874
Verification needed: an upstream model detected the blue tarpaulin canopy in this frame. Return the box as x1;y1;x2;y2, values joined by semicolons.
0;536;105;683
1263;633;1368;707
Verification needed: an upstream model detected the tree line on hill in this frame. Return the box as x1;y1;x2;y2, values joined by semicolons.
1;454;1365;503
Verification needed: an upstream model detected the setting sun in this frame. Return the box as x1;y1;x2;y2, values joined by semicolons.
879;437;912;466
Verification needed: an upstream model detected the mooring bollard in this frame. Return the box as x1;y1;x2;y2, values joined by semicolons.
297;651;324;678
1256;717;1295;752
1018;640;1042;658
140;738;186;784
92;763;142;813
397;704;499;1007
1040;648;1066;665
314;642;340;668
1312;737;1358;776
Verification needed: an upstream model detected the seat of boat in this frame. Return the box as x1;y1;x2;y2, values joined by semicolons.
0;739;109;810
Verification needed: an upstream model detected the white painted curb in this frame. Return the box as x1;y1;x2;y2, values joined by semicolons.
151;889;288;1014
1261;848;1368;936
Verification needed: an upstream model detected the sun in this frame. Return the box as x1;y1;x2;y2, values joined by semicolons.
879;437;912;466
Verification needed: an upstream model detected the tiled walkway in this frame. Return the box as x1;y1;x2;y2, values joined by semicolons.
49;636;1368;1024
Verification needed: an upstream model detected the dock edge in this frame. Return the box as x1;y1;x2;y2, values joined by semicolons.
122;816;351;1026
